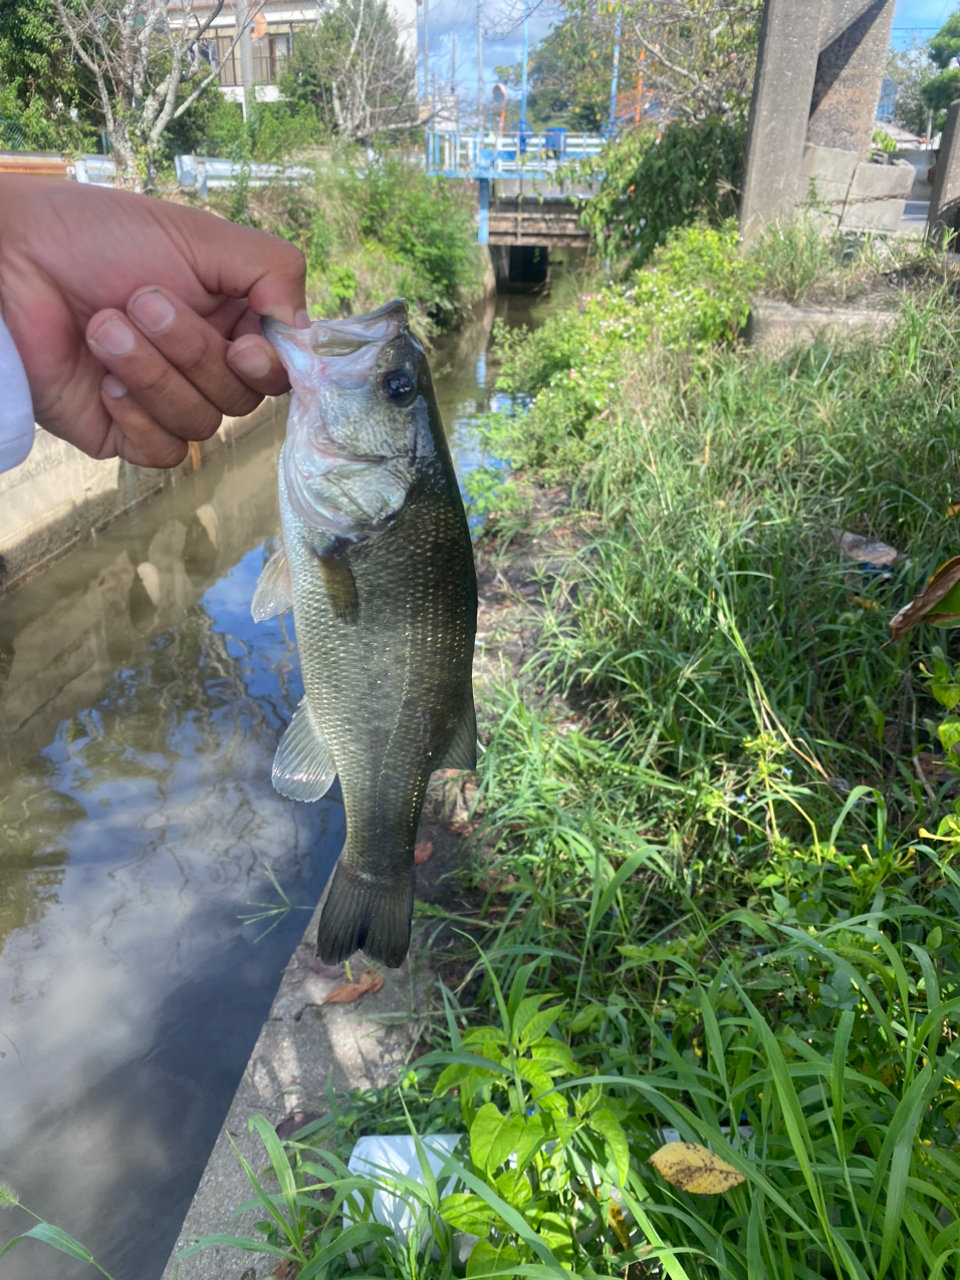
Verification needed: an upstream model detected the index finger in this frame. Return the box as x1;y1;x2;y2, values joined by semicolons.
154;204;309;327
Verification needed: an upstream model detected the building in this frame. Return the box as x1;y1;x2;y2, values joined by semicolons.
171;0;418;110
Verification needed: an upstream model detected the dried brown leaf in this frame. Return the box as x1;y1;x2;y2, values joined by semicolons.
414;839;434;866
890;556;960;639
323;969;384;1004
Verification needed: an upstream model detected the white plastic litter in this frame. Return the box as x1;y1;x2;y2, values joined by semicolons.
344;1133;476;1264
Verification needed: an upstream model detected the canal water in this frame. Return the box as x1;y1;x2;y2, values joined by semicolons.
0;286;560;1280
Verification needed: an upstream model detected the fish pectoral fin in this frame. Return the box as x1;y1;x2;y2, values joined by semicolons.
316;542;360;624
272;698;337;801
251;544;293;622
434;691;478;772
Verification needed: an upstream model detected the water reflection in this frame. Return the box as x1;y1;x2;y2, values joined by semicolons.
0;287;557;1280
0;422;344;1280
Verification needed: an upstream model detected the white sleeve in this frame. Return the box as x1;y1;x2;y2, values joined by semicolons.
0;313;36;473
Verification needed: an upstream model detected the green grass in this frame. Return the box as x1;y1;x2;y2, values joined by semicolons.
30;220;960;1279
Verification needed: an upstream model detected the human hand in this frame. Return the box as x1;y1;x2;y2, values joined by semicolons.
0;175;307;467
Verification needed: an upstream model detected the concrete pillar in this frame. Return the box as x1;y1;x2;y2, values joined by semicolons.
928;100;960;247
740;0;823;245
808;0;896;158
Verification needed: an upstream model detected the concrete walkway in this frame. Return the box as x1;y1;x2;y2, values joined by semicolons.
160;897;438;1280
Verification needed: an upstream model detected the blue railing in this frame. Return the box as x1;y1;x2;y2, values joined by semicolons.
424;129;606;180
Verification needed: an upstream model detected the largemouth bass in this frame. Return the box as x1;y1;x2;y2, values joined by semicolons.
253;300;477;969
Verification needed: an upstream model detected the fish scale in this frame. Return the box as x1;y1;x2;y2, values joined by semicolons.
255;300;477;968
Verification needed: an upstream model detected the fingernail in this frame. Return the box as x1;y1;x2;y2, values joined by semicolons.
91;316;135;356
130;289;175;333
295;309;311;330
102;374;127;399
228;344;272;380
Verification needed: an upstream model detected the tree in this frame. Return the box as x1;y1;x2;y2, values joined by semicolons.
920;11;960;135
494;14;616;131
0;0;98;150
48;0;253;189
499;0;760;133
886;39;936;139
282;0;416;143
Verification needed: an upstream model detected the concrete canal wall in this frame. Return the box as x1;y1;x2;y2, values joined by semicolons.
0;397;287;597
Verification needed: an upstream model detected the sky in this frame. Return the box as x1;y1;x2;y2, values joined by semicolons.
893;0;958;47
416;1;960;122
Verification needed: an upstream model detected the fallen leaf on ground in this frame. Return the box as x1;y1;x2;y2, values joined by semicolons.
648;1142;745;1195
324;969;384;1004
414;839;434;866
890;556;960;639
275;1110;322;1140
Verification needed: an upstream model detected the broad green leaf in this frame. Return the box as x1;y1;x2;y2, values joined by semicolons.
470;1102;526;1174
529;1041;575;1074
439;1191;498;1236
517;1002;565;1050
515;1058;565;1113
531;1210;574;1264
511;994;548;1041
938;715;960;755
589;1108;631;1187
466;1240;521;1278
494;1165;533;1207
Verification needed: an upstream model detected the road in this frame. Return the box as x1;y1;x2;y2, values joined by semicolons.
900;200;929;232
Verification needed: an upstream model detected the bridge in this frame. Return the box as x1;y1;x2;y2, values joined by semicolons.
423;129;604;253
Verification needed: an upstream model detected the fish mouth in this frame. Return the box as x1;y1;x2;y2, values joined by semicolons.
264;300;410;390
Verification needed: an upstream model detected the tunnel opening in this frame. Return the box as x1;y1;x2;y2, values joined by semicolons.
490;244;550;293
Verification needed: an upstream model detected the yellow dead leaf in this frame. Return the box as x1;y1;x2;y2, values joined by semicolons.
890;556;960;639
648;1142;745;1195
323;969;384;1004
608;1198;630;1247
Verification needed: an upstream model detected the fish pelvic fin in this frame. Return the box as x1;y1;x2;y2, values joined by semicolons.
272;698;337;801
316;862;415;969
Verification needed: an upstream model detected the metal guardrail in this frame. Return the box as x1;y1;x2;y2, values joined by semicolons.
0;149;313;192
174;154;314;196
424;130;606;179
0;152;116;183
74;155;117;185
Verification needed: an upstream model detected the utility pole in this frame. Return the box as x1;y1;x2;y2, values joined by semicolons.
236;0;256;123
424;0;430;114
520;0;529;126
608;4;621;135
477;2;483;131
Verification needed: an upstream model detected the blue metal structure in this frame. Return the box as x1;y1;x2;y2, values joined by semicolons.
423;129;605;181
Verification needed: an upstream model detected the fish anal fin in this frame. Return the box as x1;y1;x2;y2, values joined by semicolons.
272;698;337;801
252;544;293;622
434;692;477;772
316;861;415;969
316;542;359;625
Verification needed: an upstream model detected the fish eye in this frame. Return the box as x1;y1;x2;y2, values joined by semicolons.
381;369;417;405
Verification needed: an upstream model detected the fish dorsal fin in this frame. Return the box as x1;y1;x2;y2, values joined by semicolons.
435;693;477;772
251;545;293;622
272;698;337;801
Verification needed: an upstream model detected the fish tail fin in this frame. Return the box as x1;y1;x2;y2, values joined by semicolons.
316;862;415;970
